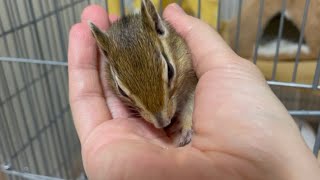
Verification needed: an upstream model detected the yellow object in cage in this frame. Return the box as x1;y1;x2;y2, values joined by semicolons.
107;0;218;28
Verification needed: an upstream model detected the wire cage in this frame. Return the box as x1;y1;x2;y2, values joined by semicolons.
0;0;319;179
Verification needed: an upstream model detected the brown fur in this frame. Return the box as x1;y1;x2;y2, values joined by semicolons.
89;0;197;146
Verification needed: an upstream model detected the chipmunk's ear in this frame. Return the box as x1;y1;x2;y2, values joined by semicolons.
88;21;110;50
141;0;167;36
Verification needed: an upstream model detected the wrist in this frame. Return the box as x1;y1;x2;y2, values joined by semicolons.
268;131;320;180
281;146;320;180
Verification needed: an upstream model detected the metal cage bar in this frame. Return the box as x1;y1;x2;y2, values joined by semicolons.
234;0;242;53
271;0;286;80
312;53;320;90
253;0;265;64
292;0;310;82
216;0;222;33
314;123;320;156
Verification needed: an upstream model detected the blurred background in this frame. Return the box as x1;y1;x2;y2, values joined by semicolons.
0;0;319;179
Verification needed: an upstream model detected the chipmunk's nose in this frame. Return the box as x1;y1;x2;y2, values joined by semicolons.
154;112;171;128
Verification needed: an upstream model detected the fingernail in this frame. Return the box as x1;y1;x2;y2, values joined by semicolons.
169;3;185;14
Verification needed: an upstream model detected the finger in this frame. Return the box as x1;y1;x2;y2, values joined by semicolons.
68;5;112;144
81;5;110;29
109;14;119;23
163;3;239;77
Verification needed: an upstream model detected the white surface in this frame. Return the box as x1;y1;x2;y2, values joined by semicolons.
300;121;316;150
258;39;310;57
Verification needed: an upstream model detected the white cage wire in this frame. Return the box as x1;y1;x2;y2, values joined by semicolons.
0;0;319;179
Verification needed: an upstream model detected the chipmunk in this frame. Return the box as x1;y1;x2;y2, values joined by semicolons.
89;0;197;147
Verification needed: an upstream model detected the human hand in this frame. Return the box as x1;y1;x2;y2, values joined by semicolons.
68;4;320;180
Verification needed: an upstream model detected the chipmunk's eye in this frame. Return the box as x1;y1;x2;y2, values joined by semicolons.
162;52;174;84
167;62;174;82
117;85;129;98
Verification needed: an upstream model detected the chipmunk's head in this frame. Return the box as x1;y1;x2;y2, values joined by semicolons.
89;0;192;128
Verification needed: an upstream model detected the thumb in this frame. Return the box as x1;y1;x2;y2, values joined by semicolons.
163;3;239;77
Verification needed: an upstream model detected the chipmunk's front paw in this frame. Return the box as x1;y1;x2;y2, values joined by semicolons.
165;119;193;147
174;128;193;147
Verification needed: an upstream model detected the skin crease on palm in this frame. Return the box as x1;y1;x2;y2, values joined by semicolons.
68;3;320;180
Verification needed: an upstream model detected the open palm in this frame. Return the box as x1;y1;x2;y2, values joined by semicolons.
68;4;319;180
